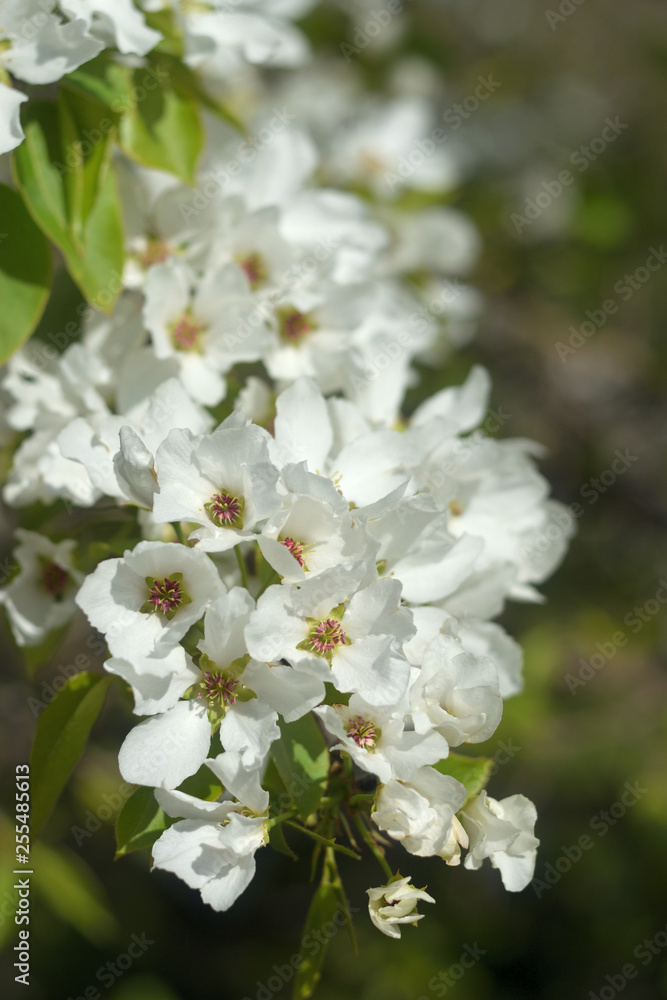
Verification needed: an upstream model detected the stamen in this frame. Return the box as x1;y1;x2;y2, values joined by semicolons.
281;537;306;567
208;490;243;526
310;618;348;654
346;715;377;749
41;561;69;599
278;307;313;344
198;672;239;706
169;311;206;351
149;577;183;615
237;252;266;289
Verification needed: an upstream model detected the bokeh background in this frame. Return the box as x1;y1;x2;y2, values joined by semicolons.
2;1;666;998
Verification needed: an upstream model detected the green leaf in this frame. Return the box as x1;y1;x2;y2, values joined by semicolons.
292;883;339;1000
30;671;112;835
0;183;52;363
434;752;494;806
115;785;172;859
119;63;203;184
31;842;117;945
178;765;223;801
12;101;124;311
154;54;245;132
62;53;133;113
269;821;298;860
270;715;330;821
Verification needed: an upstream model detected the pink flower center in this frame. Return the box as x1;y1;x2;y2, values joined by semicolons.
310;618;347;654
238;252;266;289
42;561;69;599
279;308;313;344
346;715;377;749
199;672;239;706
139;236;171;269
150;577;183;614
281;537;306;567
209;491;242;525
170;312;206;351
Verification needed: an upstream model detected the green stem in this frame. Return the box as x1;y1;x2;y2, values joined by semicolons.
267;808;297;830
235;544;249;590
347;792;376;810
353;813;393;879
171;521;187;545
255;568;281;598
285;822;361;860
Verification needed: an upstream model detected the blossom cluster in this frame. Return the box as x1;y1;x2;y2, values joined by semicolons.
0;0;572;943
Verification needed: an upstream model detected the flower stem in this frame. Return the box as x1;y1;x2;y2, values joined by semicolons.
353;813;393;879
235;544;249;590
171;521;187;545
285;822;361;860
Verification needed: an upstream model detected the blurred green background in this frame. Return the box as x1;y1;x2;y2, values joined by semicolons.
2;1;666;998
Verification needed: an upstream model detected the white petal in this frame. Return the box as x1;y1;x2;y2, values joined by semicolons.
118;700;211;788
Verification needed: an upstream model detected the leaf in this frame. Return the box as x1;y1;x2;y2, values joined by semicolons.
30;671;112;834
115;785;172;859
31;842;117;945
119;62;203;184
434;752;493;806
269;821;298;860
155;54;245;132
0;184;52;364
292;883;339;1000
12;101;124;311
62;53;133;113
270;715;330;821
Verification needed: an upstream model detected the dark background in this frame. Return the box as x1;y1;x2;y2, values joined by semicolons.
2;1;666;998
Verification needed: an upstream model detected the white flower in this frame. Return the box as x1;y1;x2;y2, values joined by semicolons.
173;0;315;79
0;530;83;647
327;97;459;199
152;419;282;552
367;876;435;939
245;569;414;708
142;258;269;405
151;772;269;912
75;540;225;657
359;491;484;605
58;0;161;55
58;377;213;508
0;1;103;153
256;463;365;583
409;633;503;746
271;378;415;509
460;791;539;892
404;606;523;699
315;694;448;784
372;767;468;863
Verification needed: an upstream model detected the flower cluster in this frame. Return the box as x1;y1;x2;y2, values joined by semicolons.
0;0;571;946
